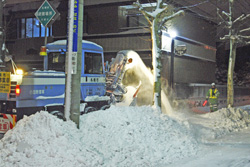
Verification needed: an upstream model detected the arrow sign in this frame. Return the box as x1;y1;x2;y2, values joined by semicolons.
35;0;56;27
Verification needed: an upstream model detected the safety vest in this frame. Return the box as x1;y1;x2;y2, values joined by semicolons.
209;88;218;99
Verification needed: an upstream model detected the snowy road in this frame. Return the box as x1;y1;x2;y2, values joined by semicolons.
169;128;250;167
167;106;250;167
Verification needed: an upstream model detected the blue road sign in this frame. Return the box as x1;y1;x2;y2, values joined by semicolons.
73;0;79;52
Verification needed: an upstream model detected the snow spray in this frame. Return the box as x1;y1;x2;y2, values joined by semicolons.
121;50;174;114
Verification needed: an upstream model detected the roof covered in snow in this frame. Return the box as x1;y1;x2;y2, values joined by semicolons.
46;40;103;52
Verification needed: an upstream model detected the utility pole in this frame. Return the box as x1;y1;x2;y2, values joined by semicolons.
65;0;83;128
0;0;4;66
70;0;83;128
227;0;235;107
218;0;250;107
169;38;175;89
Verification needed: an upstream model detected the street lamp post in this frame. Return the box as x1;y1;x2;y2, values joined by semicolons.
0;0;3;66
170;38;175;89
169;30;177;89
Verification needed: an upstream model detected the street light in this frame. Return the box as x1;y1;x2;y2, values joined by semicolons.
169;30;177;38
169;30;177;89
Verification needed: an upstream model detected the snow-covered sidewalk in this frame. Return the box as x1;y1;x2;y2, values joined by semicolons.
169;128;250;167
0;105;250;167
168;107;250;167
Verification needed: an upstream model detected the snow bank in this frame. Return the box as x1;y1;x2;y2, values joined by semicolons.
0;112;82;167
187;107;250;142
202;108;250;136
79;106;198;166
0;106;198;167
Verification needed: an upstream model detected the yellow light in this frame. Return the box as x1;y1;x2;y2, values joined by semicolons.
16;69;23;75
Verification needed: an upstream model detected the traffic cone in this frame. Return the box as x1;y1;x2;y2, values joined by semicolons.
202;100;208;107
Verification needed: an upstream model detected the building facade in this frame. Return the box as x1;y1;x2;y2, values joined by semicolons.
3;0;217;84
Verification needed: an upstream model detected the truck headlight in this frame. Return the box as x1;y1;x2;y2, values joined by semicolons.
16;69;23;75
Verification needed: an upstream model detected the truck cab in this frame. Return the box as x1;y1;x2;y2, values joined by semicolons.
46;40;107;100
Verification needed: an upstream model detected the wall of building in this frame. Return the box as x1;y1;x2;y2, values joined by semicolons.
3;0;217;84
85;5;119;34
171;13;216;47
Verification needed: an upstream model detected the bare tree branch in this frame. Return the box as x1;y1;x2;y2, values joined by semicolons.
239;13;250;22
159;10;185;29
233;14;245;25
133;1;153;25
222;11;230;19
217;9;230;27
240;27;250;33
239;35;250;39
178;0;209;10
147;6;168;18
156;0;163;9
220;35;230;41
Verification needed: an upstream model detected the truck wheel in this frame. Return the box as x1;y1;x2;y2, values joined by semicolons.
50;110;65;120
100;105;110;110
80;110;85;115
84;106;97;114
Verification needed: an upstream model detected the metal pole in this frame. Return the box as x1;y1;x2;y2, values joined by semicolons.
65;0;75;121
70;0;83;128
0;0;4;66
170;38;175;89
43;25;48;70
44;25;47;45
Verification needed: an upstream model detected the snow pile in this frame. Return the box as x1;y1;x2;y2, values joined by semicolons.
0;106;198;167
79;106;198;166
0;112;82;167
198;107;250;140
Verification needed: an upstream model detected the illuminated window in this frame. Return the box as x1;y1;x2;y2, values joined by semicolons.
17;18;52;38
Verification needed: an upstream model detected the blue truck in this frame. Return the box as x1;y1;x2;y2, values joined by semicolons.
0;40;112;133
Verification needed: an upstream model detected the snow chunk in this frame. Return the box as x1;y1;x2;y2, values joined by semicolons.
85;95;110;102
27;70;65;76
36;93;65;100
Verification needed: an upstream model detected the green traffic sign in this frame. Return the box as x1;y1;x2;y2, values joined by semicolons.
35;0;56;27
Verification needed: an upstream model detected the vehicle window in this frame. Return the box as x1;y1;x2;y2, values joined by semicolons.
84;52;103;74
48;52;65;71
